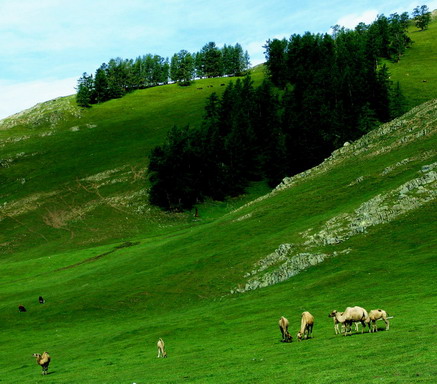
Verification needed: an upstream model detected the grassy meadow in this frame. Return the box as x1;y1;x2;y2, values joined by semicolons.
0;19;436;384
386;11;437;110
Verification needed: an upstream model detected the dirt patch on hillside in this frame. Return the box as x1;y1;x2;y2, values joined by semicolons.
55;241;140;271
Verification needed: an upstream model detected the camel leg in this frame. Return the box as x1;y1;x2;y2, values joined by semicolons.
279;326;285;341
344;322;350;336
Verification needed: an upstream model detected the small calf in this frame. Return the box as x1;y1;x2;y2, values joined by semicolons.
18;305;26;312
279;316;292;342
33;352;51;375
157;338;167;358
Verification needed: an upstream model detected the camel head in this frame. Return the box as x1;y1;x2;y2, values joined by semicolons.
328;310;337;318
32;353;42;363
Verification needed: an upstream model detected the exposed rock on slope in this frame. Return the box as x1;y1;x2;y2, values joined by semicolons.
232;99;437;293
0;96;80;131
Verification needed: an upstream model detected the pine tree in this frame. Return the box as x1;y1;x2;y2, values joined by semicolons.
413;5;431;31
200;42;223;78
264;38;288;88
75;73;95;107
389;81;407;119
94;64;110;103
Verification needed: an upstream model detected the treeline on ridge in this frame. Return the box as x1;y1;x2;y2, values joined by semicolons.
76;42;250;107
147;12;415;211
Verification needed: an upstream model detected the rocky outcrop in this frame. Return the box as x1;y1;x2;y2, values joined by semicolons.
0;96;81;131
231;99;437;294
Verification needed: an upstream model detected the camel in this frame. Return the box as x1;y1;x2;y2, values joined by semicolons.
297;311;314;341
329;306;369;335
32;352;51;375
157;338;167;358
367;309;391;332
278;316;292;342
332;312;360;334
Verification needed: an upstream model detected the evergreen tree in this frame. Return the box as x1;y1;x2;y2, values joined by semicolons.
106;58;127;98
388;12;412;61
389;81;407;118
254;80;287;186
94;64;110;103
413;5;431;30
75;73;95;107
198;93;228;199
194;52;205;78
374;64;392;122
170;50;195;85
200;42;223;77
264;38;288;88
148;125;203;210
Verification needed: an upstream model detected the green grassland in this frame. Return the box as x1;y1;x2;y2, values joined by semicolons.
0;21;436;384
0;67;266;258
386;11;437;110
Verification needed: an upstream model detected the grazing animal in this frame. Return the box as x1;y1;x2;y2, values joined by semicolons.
157;338;167;358
297;311;314;341
367;309;390;332
332;311;343;334
39;296;45;304
33;352;51;375
329;306;369;335
18;305;26;312
333;312;360;334
278;316;292;342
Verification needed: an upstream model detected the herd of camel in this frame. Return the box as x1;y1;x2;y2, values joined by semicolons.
153;306;392;363
30;304;391;375
279;306;392;343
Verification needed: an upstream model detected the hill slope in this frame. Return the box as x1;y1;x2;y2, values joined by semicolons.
0;97;435;383
1;20;436;383
387;10;437;109
0;68;267;258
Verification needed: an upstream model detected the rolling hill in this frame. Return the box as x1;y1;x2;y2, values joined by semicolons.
0;17;436;384
386;9;437;109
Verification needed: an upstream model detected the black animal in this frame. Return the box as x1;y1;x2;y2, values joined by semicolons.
39;296;45;304
18;305;27;312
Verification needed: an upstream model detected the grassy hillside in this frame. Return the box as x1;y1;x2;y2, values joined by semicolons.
0;67;267;258
1;16;436;258
386;10;437;110
1;94;436;382
0;19;436;383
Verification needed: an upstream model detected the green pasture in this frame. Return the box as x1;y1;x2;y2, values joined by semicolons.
1;20;436;383
1;96;436;382
0;187;435;383
0;68;265;257
386;16;437;110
